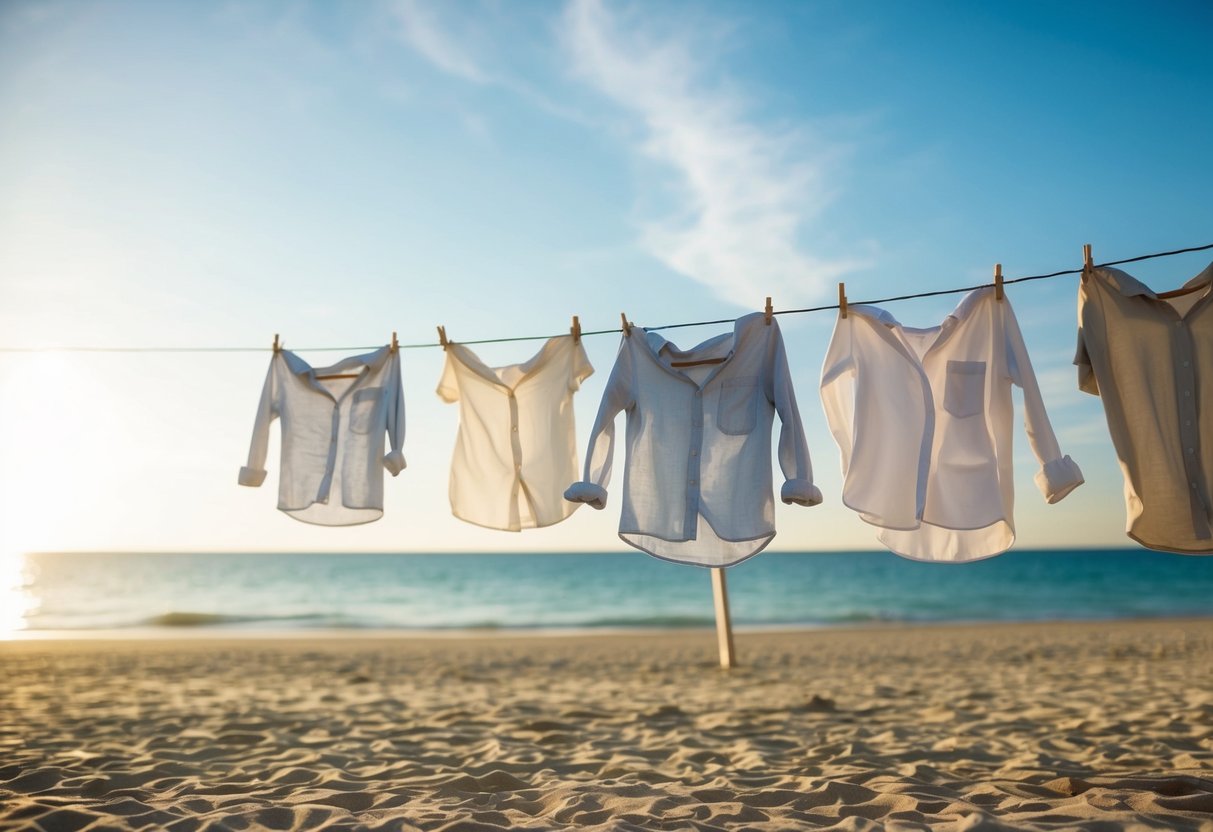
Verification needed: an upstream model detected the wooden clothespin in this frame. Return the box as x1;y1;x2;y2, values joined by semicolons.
994;264;1004;301
437;326;449;350
620;313;632;337
838;283;848;319
272;333;281;353
1082;244;1094;282
571;315;581;342
390;331;398;353
764;296;773;325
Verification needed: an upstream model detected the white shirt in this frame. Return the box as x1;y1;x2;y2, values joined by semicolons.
1075;263;1213;553
239;346;405;525
438;336;593;531
565;313;822;568
821;287;1083;562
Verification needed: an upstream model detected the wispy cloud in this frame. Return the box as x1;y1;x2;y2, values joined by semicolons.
385;0;591;125
388;0;865;306
561;0;865;306
388;0;487;83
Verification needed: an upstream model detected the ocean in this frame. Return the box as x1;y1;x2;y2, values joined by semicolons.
4;549;1212;636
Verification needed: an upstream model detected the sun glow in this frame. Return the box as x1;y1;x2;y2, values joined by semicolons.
0;552;38;637
0;351;117;557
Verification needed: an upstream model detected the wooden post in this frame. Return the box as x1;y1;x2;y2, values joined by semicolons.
710;567;737;669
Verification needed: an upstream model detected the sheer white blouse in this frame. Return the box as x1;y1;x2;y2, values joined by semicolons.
821;288;1082;561
439;336;593;531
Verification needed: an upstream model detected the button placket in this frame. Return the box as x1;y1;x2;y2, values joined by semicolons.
316;405;341;503
493;389;521;529
508;388;524;476
684;388;704;538
1173;323;1211;535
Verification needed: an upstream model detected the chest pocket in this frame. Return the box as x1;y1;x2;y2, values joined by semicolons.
943;361;986;419
717;377;760;435
349;387;383;434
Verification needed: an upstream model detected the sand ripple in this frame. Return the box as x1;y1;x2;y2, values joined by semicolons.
2;620;1212;830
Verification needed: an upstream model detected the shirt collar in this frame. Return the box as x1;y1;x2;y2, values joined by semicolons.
448;335;567;391
851;286;993;330
643;311;763;358
281;345;391;378
1095;267;1158;298
639;312;765;387
1095;263;1213;298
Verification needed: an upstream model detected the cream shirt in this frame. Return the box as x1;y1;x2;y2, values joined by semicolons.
239;346;405;525
1075;263;1213;553
565;313;822;568
821;288;1083;562
438;336;593;531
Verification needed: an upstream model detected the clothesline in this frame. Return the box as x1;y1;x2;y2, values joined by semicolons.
3;241;1211;354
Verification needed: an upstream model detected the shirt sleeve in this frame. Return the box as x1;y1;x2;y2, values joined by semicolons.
819;316;856;479
569;338;594;392
1005;302;1085;503
384;350;407;476
436;351;460;403
769;321;823;507
564;336;633;510
238;358;278;487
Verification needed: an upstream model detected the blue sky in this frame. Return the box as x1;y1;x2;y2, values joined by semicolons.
1;0;1211;555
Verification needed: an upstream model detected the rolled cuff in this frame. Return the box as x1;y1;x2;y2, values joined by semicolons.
384;449;407;476
238;466;267;487
781;479;823;507
1035;455;1084;504
564;481;608;510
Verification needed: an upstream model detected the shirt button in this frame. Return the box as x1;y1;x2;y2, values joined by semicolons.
689;479;697;485
1175;321;1183;327
1189;448;1196;455
1192;482;1199;489
1185;390;1192;397
1187;420;1193;427
1183;361;1191;367
690;449;698;456
512;426;518;432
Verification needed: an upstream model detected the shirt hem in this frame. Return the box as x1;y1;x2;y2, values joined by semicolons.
1127;531;1213;555
882;546;1009;564
452;506;581;533
617;530;776;569
876;524;1015;563
279;507;385;527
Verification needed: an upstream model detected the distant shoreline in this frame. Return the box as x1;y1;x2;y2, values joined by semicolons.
7;613;1213;642
11;549;1213;636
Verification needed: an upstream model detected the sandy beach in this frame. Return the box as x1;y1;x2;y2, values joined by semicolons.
2;619;1212;831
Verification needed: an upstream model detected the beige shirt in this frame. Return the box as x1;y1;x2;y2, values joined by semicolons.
438;336;593;531
1076;263;1213;553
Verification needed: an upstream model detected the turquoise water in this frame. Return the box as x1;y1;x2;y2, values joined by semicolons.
6;549;1213;634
